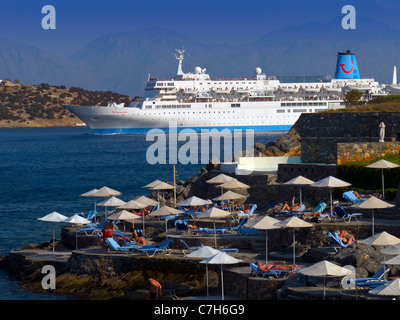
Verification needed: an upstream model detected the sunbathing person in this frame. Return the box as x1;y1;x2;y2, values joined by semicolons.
136;232;155;246
337;229;356;245
256;261;299;272
281;196;303;212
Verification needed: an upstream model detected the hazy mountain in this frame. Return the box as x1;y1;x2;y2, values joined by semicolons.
0;38;101;89
1;17;399;97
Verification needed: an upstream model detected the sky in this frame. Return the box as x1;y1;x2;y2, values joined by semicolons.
0;0;399;56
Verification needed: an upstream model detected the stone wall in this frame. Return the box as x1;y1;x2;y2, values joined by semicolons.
337;142;400;165
296;112;400;164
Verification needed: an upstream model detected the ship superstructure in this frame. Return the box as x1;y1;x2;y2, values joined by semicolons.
66;49;387;134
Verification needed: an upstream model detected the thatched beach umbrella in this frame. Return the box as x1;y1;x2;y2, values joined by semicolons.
148;206;184;235
300;260;352;300
196;207;231;248
366;159;400;199
108;210;141;233
200;252;242;300
38;212;68;253
186;246;220;298
353;196;395;235
369;278;400;298
311;176;351;215
65;214;92;249
150;181;175;204
283;175;315;204
118;200;148;234
247;215;280;264
80;188;99;213
274;216;313;265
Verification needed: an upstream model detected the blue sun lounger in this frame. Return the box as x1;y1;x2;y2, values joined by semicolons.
342;190;367;204
249;263;282;278
136;238;173;256
327;231;349;251
355;266;390;288
105;237;133;253
179;239;202;254
333;205;362;222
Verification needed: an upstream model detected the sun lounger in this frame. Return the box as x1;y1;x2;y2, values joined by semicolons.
355;266;390;288
199;243;239;253
175;220;189;232
105;237;132;253
78;220;107;236
179;239;202;254
279;204;306;216
232;217;259;235
342;190;368;204
332;205;362;222
250;262;300;278
302;202;330;220
327;231;349;251
250;263;282;278
136;238;173;256
233;204;257;219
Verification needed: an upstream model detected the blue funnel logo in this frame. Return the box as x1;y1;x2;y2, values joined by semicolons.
335;50;360;79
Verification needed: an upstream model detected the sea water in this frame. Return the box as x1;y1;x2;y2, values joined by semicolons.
0;126;285;299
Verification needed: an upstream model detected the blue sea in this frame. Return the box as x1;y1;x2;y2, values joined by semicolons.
0;126;285;299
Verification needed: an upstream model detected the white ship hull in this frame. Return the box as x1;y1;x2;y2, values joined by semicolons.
65;49;388;135
66;99;343;134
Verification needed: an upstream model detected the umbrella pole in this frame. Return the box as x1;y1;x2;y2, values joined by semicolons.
53;223;55;254
293;229;296;266
214;220;217;248
206;264;209;298
221;264;224;300
265;231;268;264
324;276;326;300
382;169;385;199
372;209;375;236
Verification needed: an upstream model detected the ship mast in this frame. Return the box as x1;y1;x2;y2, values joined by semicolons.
175;48;185;76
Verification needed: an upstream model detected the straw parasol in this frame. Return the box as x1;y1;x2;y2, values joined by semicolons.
38;212;68;253
65;214;92;249
247;216;281;264
358;231;400;247
200;252;242;300
369;278;400;298
150;181;175;204
366;159;400;199
300;260;352;300
380;243;400;255
217;179;250;190
213;191;246;213
133;195;159;207
147;206;184;234
108;210;141;232
80;188;99;212
283;175;315;204
311;176;351;214
196;207;232;248
186;246;221;298
91;186;121;197
97;196;126;218
274;216;313;265
352;196;395;235
206;174;236;184
212;190;246;201
176;196;212;207
142;179;164;189
117;200;148;234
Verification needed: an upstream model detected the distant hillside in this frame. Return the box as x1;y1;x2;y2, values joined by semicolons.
0;81;132;128
0;18;399;96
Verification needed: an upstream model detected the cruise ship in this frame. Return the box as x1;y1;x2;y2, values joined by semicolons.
65;49;387;134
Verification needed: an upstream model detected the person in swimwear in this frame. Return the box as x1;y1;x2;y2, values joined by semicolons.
337;229;356;245
102;219;114;251
281;196;302;212
147;277;162;300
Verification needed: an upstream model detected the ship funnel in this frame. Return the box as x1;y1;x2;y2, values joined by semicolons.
393;66;397;85
335;50;360;79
